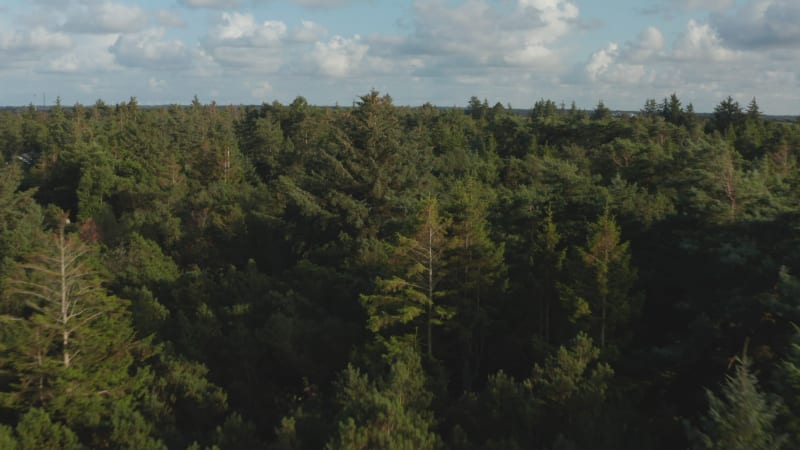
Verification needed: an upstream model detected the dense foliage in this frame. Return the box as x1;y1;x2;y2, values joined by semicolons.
1;92;800;448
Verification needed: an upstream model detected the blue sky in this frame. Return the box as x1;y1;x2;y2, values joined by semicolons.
0;0;798;114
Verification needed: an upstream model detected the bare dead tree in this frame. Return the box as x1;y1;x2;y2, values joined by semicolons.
9;213;104;369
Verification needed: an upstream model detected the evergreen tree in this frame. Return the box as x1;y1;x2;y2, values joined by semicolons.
326;343;440;450
592;101;612;121
688;352;785;450
361;197;454;360
709;96;744;134
578;210;637;348
532;209;566;344
641;99;658;116
747;97;762;122
444;179;506;389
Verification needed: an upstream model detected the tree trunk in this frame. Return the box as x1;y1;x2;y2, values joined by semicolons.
600;294;607;349
59;224;70;368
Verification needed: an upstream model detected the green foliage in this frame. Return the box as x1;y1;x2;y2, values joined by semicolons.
1;93;800;449
592;101;612;121
361;197;454;359
0;164;41;277
0;424;16;450
15;408;81;450
688;354;785;450
450;332;613;449
442;178;506;388
577;210;638;348
326;344;439;450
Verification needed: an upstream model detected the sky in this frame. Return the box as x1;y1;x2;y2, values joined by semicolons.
0;0;798;114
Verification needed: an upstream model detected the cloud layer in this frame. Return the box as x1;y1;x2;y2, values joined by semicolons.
0;0;797;114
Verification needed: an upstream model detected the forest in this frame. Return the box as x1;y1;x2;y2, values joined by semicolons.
0;91;799;449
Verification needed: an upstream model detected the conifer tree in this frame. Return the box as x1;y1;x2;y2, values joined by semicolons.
361;197;453;360
689;351;784;450
445;179;505;388
578;210;636;348
533;209;566;344
326;343;440;450
1;213;157;446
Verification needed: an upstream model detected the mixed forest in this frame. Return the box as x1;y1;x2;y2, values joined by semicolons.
1;91;800;449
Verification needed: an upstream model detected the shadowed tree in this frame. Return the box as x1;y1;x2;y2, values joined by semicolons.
578;210;637;348
688;349;785;450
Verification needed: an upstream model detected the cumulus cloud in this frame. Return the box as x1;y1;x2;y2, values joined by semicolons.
711;0;800;49
407;0;578;72
291;0;354;6
111;28;192;70
673;19;736;61
671;0;736;11
586;43;618;81
46;34;118;73
179;0;239;9
204;12;288;70
311;35;368;77
642;0;734;16
575;13;800;113
250;81;273;98
291;20;327;43
158;10;187;29
149;77;167;91
62;2;149;34
209;12;287;46
627;27;664;62
0;27;72;53
585;43;649;84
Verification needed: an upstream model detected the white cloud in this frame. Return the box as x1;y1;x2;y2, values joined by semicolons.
670;0;734;11
149;77;167;91
210;12;287;46
111;28;192;70
290;0;358;7
311;35;368;77
46;34;118;73
179;0;239;9
62;2;149;34
586;43;619;81
48;54;81;73
626;27;664;62
644;0;734;16
574;13;800;113
79;78;100;94
208;45;284;70
712;0;800;49
203;13;288;70
158;10;187;28
0;27;72;53
673;19;736;61
250;81;273;98
291;20;327;43
187;47;222;77
409;0;578;71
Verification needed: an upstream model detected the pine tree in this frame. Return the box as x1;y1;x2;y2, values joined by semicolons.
578;210;637;348
709;96;744;134
326;343;440;450
592;101;612;121
361;197;454;360
688;351;785;450
0;213;174;448
532;209;566;344
445;179;505;388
